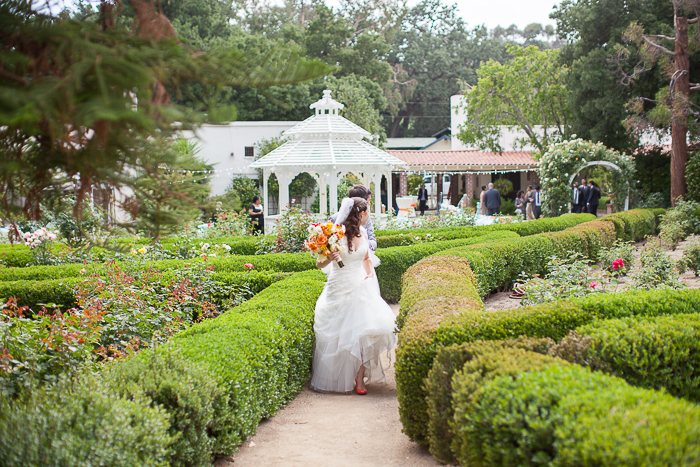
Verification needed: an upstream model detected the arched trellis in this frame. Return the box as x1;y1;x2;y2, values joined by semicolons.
568;161;630;211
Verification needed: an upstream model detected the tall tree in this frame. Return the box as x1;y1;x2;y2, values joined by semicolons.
615;0;700;204
0;0;334;234
456;45;570;154
385;0;510;137
551;0;676;151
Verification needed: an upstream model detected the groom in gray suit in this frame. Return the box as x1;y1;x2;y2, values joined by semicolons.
329;185;377;251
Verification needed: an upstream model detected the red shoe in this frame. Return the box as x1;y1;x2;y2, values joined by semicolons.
356;387;367;395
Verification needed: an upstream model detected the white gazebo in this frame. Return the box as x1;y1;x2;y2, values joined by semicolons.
250;90;408;218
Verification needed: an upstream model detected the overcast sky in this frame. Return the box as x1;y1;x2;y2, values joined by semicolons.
452;0;561;30
50;0;562;31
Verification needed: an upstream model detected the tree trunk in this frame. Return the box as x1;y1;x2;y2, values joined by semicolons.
672;15;689;205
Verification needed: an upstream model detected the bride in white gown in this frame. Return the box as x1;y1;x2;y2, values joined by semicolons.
310;197;398;394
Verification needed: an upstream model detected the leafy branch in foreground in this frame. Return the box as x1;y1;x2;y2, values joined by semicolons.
0;0;335;240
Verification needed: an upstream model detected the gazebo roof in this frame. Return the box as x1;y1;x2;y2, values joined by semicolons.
250;90;408;171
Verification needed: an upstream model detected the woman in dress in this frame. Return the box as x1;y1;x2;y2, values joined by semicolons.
514;190;527;217
479;186;488;215
248;195;264;235
525;187;535;221
311;197;397;395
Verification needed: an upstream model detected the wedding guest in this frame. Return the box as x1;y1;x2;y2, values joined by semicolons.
484;182;501;215
479;185;488;215
572;182;581;213
532;185;542;219
526;186;535;220
587;181;601;217
417;183;428;216
579;178;589;213
515;190;527;217
248;196;264;235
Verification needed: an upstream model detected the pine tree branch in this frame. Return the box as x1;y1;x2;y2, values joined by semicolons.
641;35;676;56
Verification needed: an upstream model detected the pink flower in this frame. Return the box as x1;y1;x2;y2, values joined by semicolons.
244;263;254;270
590;282;597;288
612;259;625;270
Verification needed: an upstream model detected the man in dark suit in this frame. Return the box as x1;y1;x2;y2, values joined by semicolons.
417;183;428;216
579;178;589;213
572;182;580;213
484;182;501;215
532;185;542;219
586;181;601;217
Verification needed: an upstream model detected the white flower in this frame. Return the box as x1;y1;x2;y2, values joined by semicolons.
328;235;337;244
201;243;210;251
222;244;231;251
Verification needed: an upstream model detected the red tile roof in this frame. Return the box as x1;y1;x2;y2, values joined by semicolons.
387;150;538;171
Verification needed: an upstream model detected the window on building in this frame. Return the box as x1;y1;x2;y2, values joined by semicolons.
244;146;255;158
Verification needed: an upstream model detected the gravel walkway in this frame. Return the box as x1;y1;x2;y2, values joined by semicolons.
216;304;442;467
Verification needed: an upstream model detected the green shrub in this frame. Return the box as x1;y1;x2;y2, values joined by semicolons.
0;271;288;315
598;239;636;272
376;231;518;303
396;255;483;443
606;209;657;242
397;286;700;444
433;219;616;297
629;237;684;289
0;253;316;282
425;339;555;464
681;237;700;276
168;270;326;450
451;349;567;467
455;364;700;467
554;313;700;402
374;213;596;247
0;246;33;267
104;348;230;466
0;375;173;467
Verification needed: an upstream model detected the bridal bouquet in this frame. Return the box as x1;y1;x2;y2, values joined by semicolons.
306;221;346;268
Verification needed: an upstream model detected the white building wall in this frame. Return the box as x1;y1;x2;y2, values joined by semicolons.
181;121;300;196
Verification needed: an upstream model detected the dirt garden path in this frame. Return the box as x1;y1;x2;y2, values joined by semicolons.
217;304;443;467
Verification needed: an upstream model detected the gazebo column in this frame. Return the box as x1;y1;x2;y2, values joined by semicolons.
372;172;381;214
329;171;339;213
262;169;270;216
317;173;327;215
387;171;393;213
278;172;290;212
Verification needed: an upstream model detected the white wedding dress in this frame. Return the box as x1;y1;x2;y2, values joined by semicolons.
310;230;398;393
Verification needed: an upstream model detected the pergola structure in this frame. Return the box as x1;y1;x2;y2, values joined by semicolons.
250;90;408;216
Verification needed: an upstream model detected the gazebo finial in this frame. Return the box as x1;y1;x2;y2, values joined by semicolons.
310;89;344;116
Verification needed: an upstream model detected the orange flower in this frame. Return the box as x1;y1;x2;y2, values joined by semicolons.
307;242;318;251
316;233;327;245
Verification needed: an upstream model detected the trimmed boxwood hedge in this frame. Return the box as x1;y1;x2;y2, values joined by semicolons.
605;208;657;241
554;312;700;403
433;219;616;297
0;374;173;467
375;213;596;247
164;269;326;451
0;253;316;283
375;231;518;303
398;285;700;445
0;236;262;268
395;209;690;445
453;363;700;467
425;338;555;464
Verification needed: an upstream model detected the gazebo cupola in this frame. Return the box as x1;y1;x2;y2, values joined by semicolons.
250;90;408;217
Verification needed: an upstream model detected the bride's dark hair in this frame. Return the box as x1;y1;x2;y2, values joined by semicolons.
343;197;368;251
